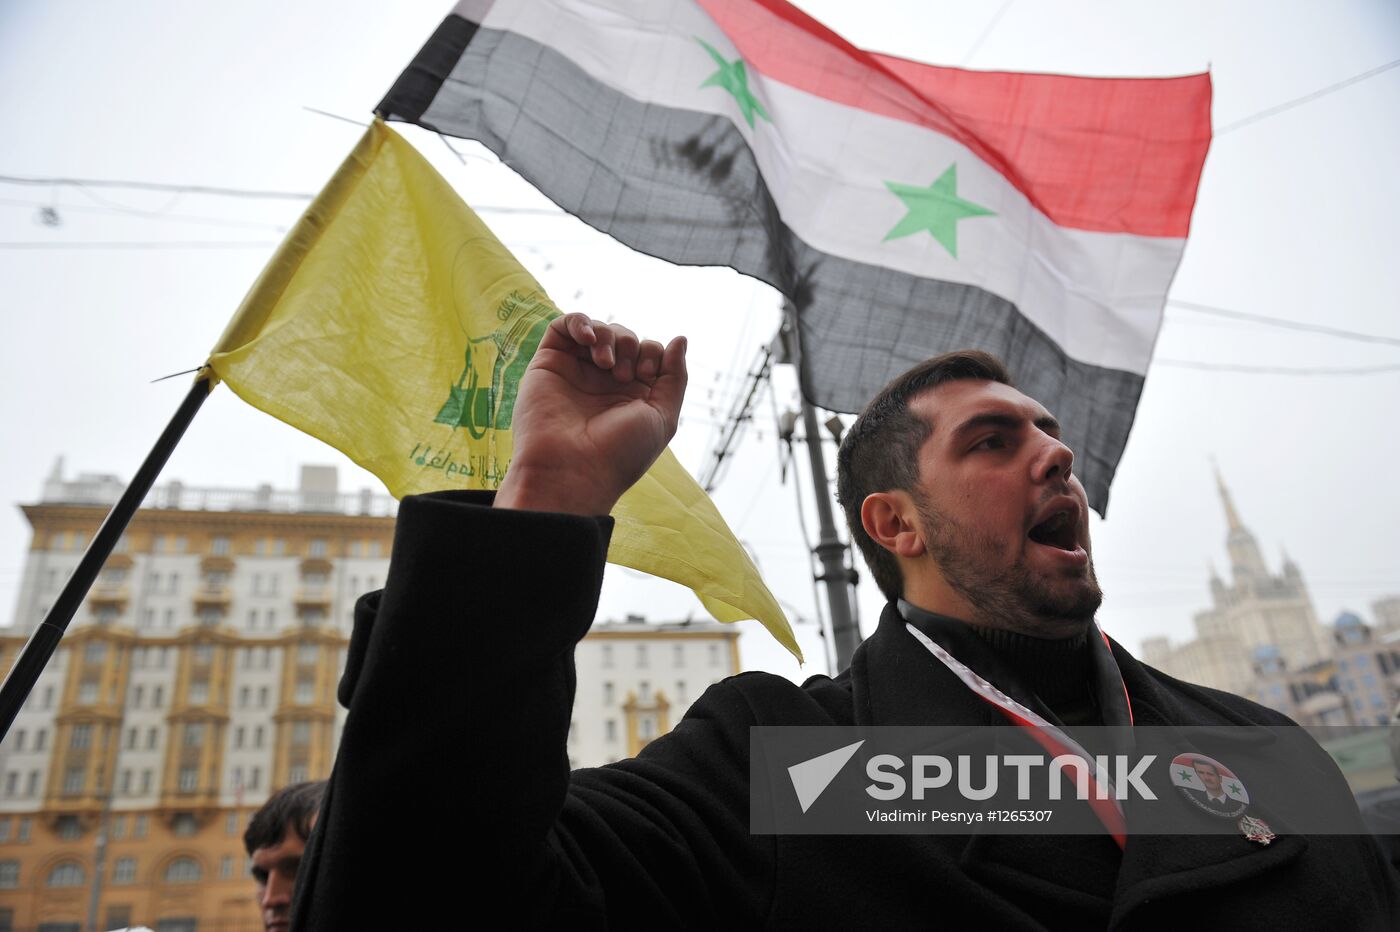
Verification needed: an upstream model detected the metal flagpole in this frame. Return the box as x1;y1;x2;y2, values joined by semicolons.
780;304;862;672
0;375;213;742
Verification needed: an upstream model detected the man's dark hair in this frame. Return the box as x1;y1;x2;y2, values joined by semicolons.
835;350;1012;602
243;780;327;855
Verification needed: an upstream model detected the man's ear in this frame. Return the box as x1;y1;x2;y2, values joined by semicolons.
861;491;925;559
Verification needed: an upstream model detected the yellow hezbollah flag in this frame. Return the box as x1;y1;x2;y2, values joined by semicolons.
207;119;798;662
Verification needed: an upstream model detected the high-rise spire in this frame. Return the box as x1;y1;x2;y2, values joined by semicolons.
1213;458;1243;533
1211;460;1268;581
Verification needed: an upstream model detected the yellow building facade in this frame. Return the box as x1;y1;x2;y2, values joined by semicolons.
0;466;394;932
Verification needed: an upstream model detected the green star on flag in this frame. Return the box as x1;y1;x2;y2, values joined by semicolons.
697;38;769;128
884;164;995;257
1228;782;1242;796
1177;769;1194;782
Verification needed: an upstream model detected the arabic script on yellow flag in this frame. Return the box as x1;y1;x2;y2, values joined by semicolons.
206;119;799;662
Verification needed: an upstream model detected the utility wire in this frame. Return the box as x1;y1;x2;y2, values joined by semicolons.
0;240;278;250
961;0;1015;66
0;174;313;201
1153;358;1400;376
1167;299;1400;347
0;196;290;232
1216;58;1400;135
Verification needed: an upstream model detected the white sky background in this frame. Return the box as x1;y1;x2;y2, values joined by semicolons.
0;1;1396;681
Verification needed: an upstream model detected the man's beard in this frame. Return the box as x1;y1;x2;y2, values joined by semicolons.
914;493;1103;637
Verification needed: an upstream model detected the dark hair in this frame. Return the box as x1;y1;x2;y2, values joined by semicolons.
835;351;1012;602
243;780;327;855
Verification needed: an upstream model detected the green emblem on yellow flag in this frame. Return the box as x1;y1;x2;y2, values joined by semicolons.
206;120;798;661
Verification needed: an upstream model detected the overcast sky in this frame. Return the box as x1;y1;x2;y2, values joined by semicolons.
1;0;1397;680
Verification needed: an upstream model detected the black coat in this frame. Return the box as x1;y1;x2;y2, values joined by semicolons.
291;492;1399;930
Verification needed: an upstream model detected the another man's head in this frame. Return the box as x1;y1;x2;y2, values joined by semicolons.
836;351;1101;638
1191;759;1223;795
244;780;326;932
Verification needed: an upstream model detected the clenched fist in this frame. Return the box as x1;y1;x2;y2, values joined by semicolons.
494;313;688;516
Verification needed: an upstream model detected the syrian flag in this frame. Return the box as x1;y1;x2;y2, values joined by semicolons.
378;0;1212;512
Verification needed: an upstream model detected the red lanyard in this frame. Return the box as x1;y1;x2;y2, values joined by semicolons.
905;622;1130;848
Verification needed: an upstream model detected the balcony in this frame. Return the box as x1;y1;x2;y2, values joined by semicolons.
192;584;231;612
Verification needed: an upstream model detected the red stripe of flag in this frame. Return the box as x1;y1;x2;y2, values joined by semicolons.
698;0;1212;237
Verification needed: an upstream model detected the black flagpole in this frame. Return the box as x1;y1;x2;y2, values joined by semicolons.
0;375;213;742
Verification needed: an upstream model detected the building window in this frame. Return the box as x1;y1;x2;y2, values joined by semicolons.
11;730;24;752
266;609;277;630
83;642;107;663
234;726;245;749
368;541;381;558
258;687;270;708
189;680;209;705
42;686;54;709
677;680;687;703
605;720;617;742
3;773;14;796
172;813;197;837
18;818;31;841
0;860;18;889
163;609;175;628
63;768;84;795
211;535;230;556
239;686;250;708
147;727;159;749
640;681;651;701
119;770;131;795
708;644;720;667
309;538;328;557
47;862;85;887
254;726;265;749
289;764;308;784
141;770;153;795
183;724;205;748
153;686;164;707
134;815;148;838
112;814;126;839
57;815;82;839
637;645;648;668
297;643;319;665
220;854;234;879
193;644;214;664
112;857;136;885
226;812;239;836
291;722;311;746
79;680;99;704
295;678;314;704
133;686;144;708
603;682;614;705
602;645;613;668
0;819;9;843
673;645;684;668
35;728;47;750
25;771;38;796
198;607;220;627
164;857;201;883
70;724;93;749
178;768;198;792
106;906;133;931
250;767;261;791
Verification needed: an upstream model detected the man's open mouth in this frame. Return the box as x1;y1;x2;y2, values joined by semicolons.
1027;510;1078;552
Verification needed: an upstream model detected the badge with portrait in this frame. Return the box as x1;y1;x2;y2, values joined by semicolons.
1167;752;1275;844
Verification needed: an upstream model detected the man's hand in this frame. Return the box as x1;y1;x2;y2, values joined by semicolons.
495;313;688;515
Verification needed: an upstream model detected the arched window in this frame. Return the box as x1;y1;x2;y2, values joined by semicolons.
163;857;202;883
47;861;85;887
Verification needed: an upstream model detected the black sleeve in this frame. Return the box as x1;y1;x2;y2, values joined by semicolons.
290;491;773;929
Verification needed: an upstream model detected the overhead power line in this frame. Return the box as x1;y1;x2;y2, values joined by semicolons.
1216;57;1400;135
1167;299;1400;347
0;240;279;250
0;174;313;201
1153;358;1400;376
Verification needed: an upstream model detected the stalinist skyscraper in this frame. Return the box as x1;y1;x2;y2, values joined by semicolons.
1142;468;1331;694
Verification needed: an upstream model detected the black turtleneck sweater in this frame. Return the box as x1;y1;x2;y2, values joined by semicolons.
965;625;1102;727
